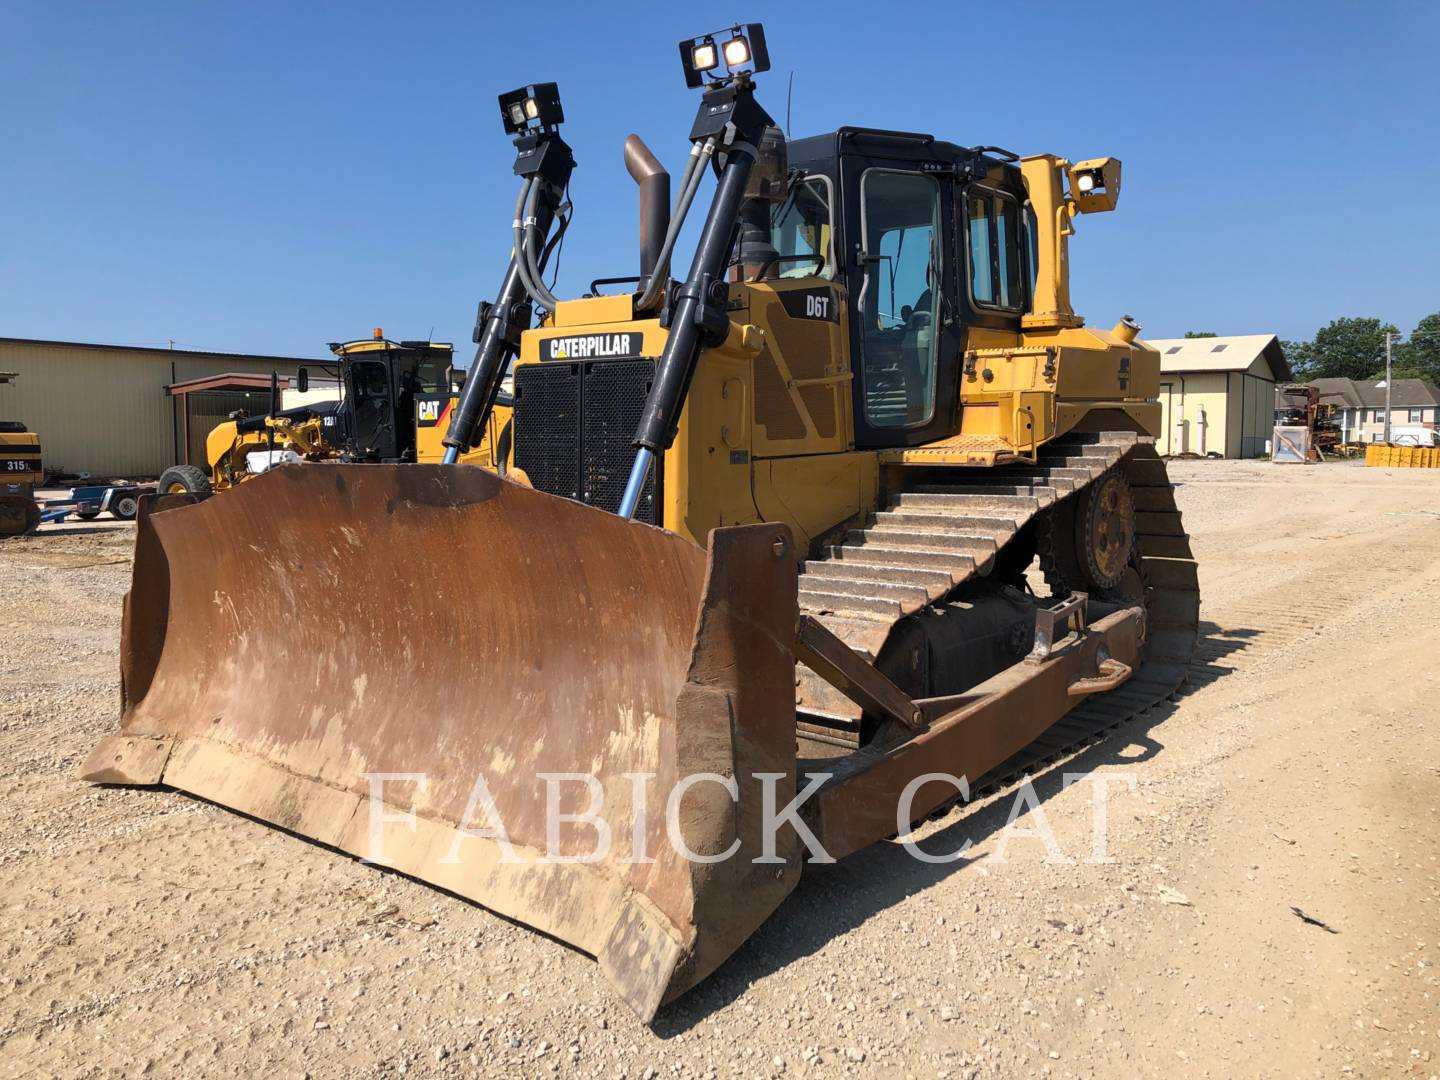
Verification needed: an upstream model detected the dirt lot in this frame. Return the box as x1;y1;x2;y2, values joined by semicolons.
2;459;1438;1079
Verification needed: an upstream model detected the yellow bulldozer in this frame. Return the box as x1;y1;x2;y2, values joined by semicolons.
160;333;511;494
1;372;43;536
84;24;1198;1023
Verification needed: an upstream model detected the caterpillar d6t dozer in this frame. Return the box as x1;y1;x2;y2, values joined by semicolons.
83;24;1198;1023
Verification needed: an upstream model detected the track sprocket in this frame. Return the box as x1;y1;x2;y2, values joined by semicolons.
1040;467;1137;596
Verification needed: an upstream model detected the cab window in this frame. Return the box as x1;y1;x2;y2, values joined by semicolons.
769;176;833;279
350;361;390;400
966;188;1024;312
412;355;450;394
859;170;941;429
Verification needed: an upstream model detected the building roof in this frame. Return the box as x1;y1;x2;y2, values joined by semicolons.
1309;378;1363;408
1311;376;1440;409
1148;334;1292;381
165;372;295;396
0;336;319;364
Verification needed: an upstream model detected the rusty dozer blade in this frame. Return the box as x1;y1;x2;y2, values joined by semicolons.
81;464;808;1022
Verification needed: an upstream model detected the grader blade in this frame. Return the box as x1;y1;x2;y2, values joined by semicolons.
80;465;807;1021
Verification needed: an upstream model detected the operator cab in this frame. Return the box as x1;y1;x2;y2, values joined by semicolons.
750;129;1035;449
328;335;455;461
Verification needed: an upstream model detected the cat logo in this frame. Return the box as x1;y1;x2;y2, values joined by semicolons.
415;396;452;428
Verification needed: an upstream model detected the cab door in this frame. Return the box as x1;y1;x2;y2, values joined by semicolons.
346;359;399;460
842;157;961;448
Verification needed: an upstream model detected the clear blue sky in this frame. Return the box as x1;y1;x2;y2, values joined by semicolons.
3;1;1436;361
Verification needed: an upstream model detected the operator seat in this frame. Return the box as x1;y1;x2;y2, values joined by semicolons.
900;287;935;424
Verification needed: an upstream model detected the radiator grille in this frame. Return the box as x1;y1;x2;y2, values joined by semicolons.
512;363;579;501
513;359;658;524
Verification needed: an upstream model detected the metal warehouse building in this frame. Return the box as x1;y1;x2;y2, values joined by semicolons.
1150;335;1292;458
0;337;322;478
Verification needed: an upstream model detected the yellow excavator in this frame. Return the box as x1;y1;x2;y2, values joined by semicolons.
0;373;43;536
160;334;511;494
85;24;1198;1023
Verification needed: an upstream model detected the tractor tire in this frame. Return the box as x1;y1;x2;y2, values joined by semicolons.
110;493;140;521
158;464;213;497
75;510;101;521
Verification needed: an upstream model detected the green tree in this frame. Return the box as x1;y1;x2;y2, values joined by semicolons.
1281;338;1316;379
1299;317;1400;381
1183;330;1217;338
1398;313;1440;384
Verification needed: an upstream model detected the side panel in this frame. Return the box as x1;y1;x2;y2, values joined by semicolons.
413;393;457;461
1240;371;1275;458
665;351;762;545
1170;371;1230;457
1149;372;1226;456
1224;372;1241;458
969;325;1166;447
0;431;42;486
750;452;877;553
743;280;852;458
414;394;511;469
669;280;875;551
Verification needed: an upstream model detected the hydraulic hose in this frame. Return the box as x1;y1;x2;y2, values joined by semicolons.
442;124;575;462
634;137;711;311
516;179;566;312
527;209;567;309
631;141;700;310
635;135;718;313
511;181;548;307
442;179;538;464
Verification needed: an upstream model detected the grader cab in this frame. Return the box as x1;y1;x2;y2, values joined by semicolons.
159;334;511;494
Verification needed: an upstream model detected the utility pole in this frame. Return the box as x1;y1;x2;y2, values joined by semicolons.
1383;331;1393;444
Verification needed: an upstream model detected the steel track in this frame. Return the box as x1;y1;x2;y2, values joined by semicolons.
794;433;1200;786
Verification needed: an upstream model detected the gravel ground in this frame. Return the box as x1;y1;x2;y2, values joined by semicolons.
2;457;1438;1078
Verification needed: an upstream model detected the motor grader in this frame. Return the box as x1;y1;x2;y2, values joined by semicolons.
84;24;1198;1024
161;334;511;494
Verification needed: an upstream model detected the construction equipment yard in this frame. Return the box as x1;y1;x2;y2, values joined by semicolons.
2;456;1436;1078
